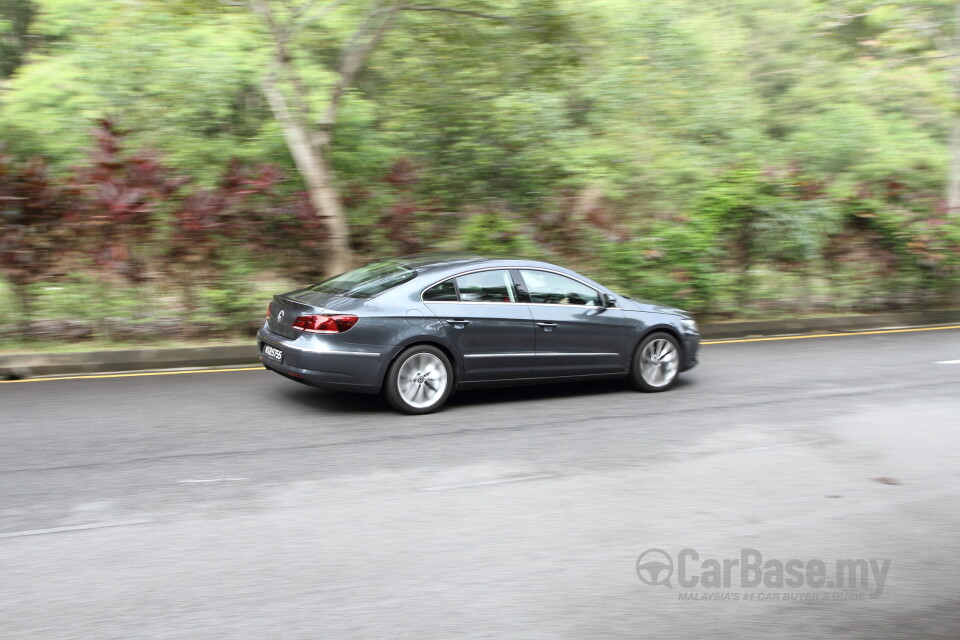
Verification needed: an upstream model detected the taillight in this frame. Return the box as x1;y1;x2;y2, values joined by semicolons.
292;314;359;334
266;304;271;318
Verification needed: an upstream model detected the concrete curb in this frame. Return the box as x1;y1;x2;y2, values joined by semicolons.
2;309;958;378
699;308;960;339
0;345;259;378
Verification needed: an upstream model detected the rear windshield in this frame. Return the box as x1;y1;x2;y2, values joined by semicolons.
307;261;417;298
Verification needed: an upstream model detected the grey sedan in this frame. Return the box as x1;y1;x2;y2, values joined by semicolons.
258;253;699;414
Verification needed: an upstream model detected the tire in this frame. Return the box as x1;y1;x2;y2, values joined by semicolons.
384;345;454;414
629;332;681;392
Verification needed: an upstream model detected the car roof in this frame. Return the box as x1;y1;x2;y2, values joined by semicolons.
392;252;489;269
389;252;612;293
393;252;557;273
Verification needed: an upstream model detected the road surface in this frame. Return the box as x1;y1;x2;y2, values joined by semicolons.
2;327;960;639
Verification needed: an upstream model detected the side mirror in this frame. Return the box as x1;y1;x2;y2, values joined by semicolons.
604;294;618;308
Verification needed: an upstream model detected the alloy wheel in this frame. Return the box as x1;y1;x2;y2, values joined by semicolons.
396;352;449;409
639;338;679;388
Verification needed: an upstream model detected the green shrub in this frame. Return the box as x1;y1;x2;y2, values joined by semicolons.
599;222;719;314
459;211;539;257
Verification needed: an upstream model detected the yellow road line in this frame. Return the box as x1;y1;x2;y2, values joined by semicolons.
701;324;960;345
0;366;263;384
3;323;959;384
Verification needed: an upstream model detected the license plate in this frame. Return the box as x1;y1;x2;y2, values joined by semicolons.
263;344;283;362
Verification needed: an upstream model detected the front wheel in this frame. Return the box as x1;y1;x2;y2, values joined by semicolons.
629;332;681;392
384;345;453;414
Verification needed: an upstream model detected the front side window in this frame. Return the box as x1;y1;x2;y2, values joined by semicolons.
456;270;518;303
519;270;602;306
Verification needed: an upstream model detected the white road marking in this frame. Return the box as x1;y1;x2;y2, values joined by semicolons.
0;519;152;539
177;477;249;484
935;359;960;364
420;473;556;492
732;438;829;453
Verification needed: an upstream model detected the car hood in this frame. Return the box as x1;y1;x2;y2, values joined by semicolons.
618;296;688;317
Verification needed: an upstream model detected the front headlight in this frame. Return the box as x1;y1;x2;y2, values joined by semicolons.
680;317;698;334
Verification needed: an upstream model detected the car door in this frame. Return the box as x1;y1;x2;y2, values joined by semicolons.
517;269;630;377
422;269;536;381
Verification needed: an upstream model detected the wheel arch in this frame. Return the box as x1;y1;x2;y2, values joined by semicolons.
634;324;685;360
381;338;460;390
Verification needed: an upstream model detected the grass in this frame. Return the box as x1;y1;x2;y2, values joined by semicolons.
0;270;295;353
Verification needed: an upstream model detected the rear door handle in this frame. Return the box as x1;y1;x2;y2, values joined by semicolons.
446;319;471;328
536;322;558;331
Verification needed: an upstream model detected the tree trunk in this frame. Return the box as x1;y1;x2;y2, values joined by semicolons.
949;1;960;215
262;72;353;278
737;225;754;310
307;153;353;278
251;0;358;278
249;0;502;276
949;119;960;214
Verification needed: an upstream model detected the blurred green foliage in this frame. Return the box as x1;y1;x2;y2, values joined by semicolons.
2;0;960;346
460;212;539;257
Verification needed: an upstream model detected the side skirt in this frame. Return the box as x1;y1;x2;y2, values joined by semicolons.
455;371;629;391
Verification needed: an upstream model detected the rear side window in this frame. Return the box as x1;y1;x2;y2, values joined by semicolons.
307;261;416;298
422;279;458;301
456;270;518;303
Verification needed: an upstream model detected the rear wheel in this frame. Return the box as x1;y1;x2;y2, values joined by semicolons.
629;332;681;392
384;345;453;414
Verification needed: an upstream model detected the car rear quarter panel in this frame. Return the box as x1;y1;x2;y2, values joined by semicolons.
336;285;466;388
259;283;463;393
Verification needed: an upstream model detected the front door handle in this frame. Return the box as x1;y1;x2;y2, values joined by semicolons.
536;322;558;332
446;319;471;328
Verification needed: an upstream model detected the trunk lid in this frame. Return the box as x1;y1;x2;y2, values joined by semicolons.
267;295;319;339
267;291;365;339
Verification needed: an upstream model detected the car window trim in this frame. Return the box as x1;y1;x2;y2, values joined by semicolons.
419;267;519;305
422;276;460;302
515;268;612;309
509;269;531;303
455;268;520;304
419;266;618;308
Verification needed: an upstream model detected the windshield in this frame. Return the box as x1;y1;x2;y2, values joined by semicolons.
307;261;417;298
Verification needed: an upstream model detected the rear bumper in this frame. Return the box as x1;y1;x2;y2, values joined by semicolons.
257;326;390;394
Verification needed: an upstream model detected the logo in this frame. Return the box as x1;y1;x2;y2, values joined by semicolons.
636;548;674;588
635;548;891;600
277;310;285;322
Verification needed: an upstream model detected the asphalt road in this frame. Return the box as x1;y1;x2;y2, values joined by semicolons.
2;327;960;639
